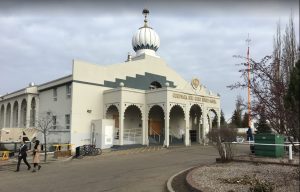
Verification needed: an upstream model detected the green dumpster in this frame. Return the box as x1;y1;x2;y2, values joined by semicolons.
254;133;284;158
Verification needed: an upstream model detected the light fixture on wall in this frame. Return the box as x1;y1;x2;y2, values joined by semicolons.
87;109;92;113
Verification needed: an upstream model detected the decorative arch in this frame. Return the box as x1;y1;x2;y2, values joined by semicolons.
12;101;18;127
189;104;202;143
6;103;11;127
123;105;143;144
169;105;185;144
20;99;27;127
148;105;165;144
30;97;36;127
0;105;4;128
106;105;120;139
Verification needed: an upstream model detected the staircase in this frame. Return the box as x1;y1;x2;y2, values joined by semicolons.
148;127;164;145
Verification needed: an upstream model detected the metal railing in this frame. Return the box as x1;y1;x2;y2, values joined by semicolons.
228;141;300;161
124;128;142;144
149;127;161;143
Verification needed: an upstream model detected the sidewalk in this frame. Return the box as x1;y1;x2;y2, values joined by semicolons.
0;152;72;167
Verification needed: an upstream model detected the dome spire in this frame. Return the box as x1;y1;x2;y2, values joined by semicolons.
131;9;160;58
142;8;149;27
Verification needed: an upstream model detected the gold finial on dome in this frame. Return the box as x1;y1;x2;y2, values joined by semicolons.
142;8;149;27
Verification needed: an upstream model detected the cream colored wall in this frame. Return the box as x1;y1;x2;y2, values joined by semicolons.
73;55;188;89
70;82;109;147
38;85;71;143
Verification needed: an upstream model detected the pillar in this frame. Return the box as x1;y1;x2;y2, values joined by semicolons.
184;107;190;146
202;108;207;144
17;100;21;127
26;95;32;128
119;103;124;145
10;104;13;127
3;105;6;128
144;108;148;146
164;104;169;147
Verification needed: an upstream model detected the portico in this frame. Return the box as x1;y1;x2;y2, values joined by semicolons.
103;86;220;147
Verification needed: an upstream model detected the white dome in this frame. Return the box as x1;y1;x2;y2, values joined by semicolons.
132;27;160;53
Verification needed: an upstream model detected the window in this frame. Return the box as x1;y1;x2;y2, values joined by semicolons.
52;116;57;129
65;114;70;129
66;84;71;98
149;81;162;89
53;88;57;101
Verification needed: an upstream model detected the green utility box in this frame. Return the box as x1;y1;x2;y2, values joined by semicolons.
254;133;284;158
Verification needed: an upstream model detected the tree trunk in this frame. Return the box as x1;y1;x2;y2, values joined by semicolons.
44;131;47;162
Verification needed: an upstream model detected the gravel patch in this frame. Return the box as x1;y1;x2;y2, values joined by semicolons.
187;162;299;192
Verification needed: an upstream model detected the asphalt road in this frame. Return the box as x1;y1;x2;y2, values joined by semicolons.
0;145;220;192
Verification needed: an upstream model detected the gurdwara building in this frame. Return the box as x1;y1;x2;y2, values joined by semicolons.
0;9;220;149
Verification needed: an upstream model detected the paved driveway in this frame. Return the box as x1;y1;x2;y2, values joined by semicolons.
0;145;219;192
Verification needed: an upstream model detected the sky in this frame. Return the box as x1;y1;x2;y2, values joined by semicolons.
0;0;299;120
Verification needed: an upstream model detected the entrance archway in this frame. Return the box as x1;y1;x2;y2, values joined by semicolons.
6;103;11;127
20;99;27;127
169;105;185;145
124;105;142;144
106;105;119;139
189;104;202;143
0;105;4;128
148;105;164;145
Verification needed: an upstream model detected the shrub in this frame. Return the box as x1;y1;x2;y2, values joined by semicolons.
207;127;237;162
249;180;274;192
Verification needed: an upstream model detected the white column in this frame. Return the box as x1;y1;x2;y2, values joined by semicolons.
119;103;124;145
26;95;32;128
184;107;190;146
3;105;6;128
17;100;21;127
142;108;147;145
35;97;39;127
144;108;148;146
10;105;13;128
164;104;170;147
202;108;207;144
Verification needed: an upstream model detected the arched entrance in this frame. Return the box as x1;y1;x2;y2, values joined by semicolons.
20;99;27;127
0;105;4;128
123;105;142;144
169;105;185;145
106;105;119;139
6;103;11;127
148;105;164;145
189;104;202;143
208;109;218;130
30;98;36;127
12;101;18;127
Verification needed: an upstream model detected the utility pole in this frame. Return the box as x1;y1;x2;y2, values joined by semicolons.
246;34;251;128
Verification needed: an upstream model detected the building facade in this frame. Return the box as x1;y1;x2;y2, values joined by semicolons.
0;10;220;149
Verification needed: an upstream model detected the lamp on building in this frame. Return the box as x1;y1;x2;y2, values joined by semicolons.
87;109;92;113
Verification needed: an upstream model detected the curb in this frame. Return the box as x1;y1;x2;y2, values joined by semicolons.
166;166;196;192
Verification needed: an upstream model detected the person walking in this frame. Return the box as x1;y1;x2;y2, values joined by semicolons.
15;138;31;172
32;140;42;172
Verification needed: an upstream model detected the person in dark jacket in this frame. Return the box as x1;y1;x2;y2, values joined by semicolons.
15;138;31;172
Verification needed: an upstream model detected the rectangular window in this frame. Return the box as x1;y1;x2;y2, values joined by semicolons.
65;114;70;129
52;116;57;129
66;84;71;98
53;88;57;101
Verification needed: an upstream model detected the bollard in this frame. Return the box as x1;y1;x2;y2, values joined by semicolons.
288;144;293;161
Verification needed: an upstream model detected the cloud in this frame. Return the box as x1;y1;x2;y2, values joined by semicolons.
0;0;299;119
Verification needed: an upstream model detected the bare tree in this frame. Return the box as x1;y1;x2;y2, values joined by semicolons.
35;111;55;162
228;15;299;146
